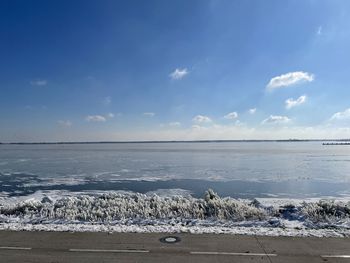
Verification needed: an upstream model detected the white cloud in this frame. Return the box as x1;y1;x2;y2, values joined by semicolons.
169;122;181;127
235;120;247;127
285;95;307;109
317;26;322;35
85;115;106;122
106;113;114;118
330;108;350;121
266;71;314;91
224;112;238;120
103;96;112;105
85;113;115;122
57;120;72;127
191;125;202;130
248;108;256;114
30;79;47;86
169;68;188;80
143;112;155;117
192;115;212;123
262;115;291;124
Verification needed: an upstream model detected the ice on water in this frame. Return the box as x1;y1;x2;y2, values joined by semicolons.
1;142;350;237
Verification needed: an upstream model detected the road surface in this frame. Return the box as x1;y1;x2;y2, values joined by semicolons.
0;231;349;262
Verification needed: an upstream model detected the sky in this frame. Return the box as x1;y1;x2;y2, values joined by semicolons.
1;0;350;142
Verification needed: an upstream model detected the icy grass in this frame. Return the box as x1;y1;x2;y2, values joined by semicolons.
0;190;265;222
0;189;350;237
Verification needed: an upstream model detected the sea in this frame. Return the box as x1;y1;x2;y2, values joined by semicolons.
0;141;350;236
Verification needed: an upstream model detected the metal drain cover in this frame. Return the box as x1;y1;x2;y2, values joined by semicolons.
160;236;181;244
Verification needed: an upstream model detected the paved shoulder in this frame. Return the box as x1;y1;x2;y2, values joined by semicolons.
0;231;349;263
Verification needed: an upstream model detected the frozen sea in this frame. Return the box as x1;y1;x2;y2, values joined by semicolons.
1;141;350;236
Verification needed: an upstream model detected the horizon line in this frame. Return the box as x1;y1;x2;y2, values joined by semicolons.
1;139;350;145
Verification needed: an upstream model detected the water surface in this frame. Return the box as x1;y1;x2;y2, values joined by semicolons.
1;142;350;198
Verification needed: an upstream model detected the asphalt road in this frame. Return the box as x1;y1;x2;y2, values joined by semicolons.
0;231;349;262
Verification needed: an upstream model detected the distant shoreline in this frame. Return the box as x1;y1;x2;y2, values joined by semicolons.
1;139;350;145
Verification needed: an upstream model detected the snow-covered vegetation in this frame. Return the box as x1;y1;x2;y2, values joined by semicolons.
0;190;349;237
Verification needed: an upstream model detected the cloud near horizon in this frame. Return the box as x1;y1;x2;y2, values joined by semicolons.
285;95;307;109
169;68;188;80
169;122;181;127
262;115;291;124
75;124;350;142
266;71;314;91
248;108;256;114
330;108;350;121
224;112;238;120
192;115;212;123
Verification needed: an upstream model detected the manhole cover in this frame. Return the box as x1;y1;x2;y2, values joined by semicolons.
160;236;181;244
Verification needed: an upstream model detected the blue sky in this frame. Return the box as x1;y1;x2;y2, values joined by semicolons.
1;0;350;142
